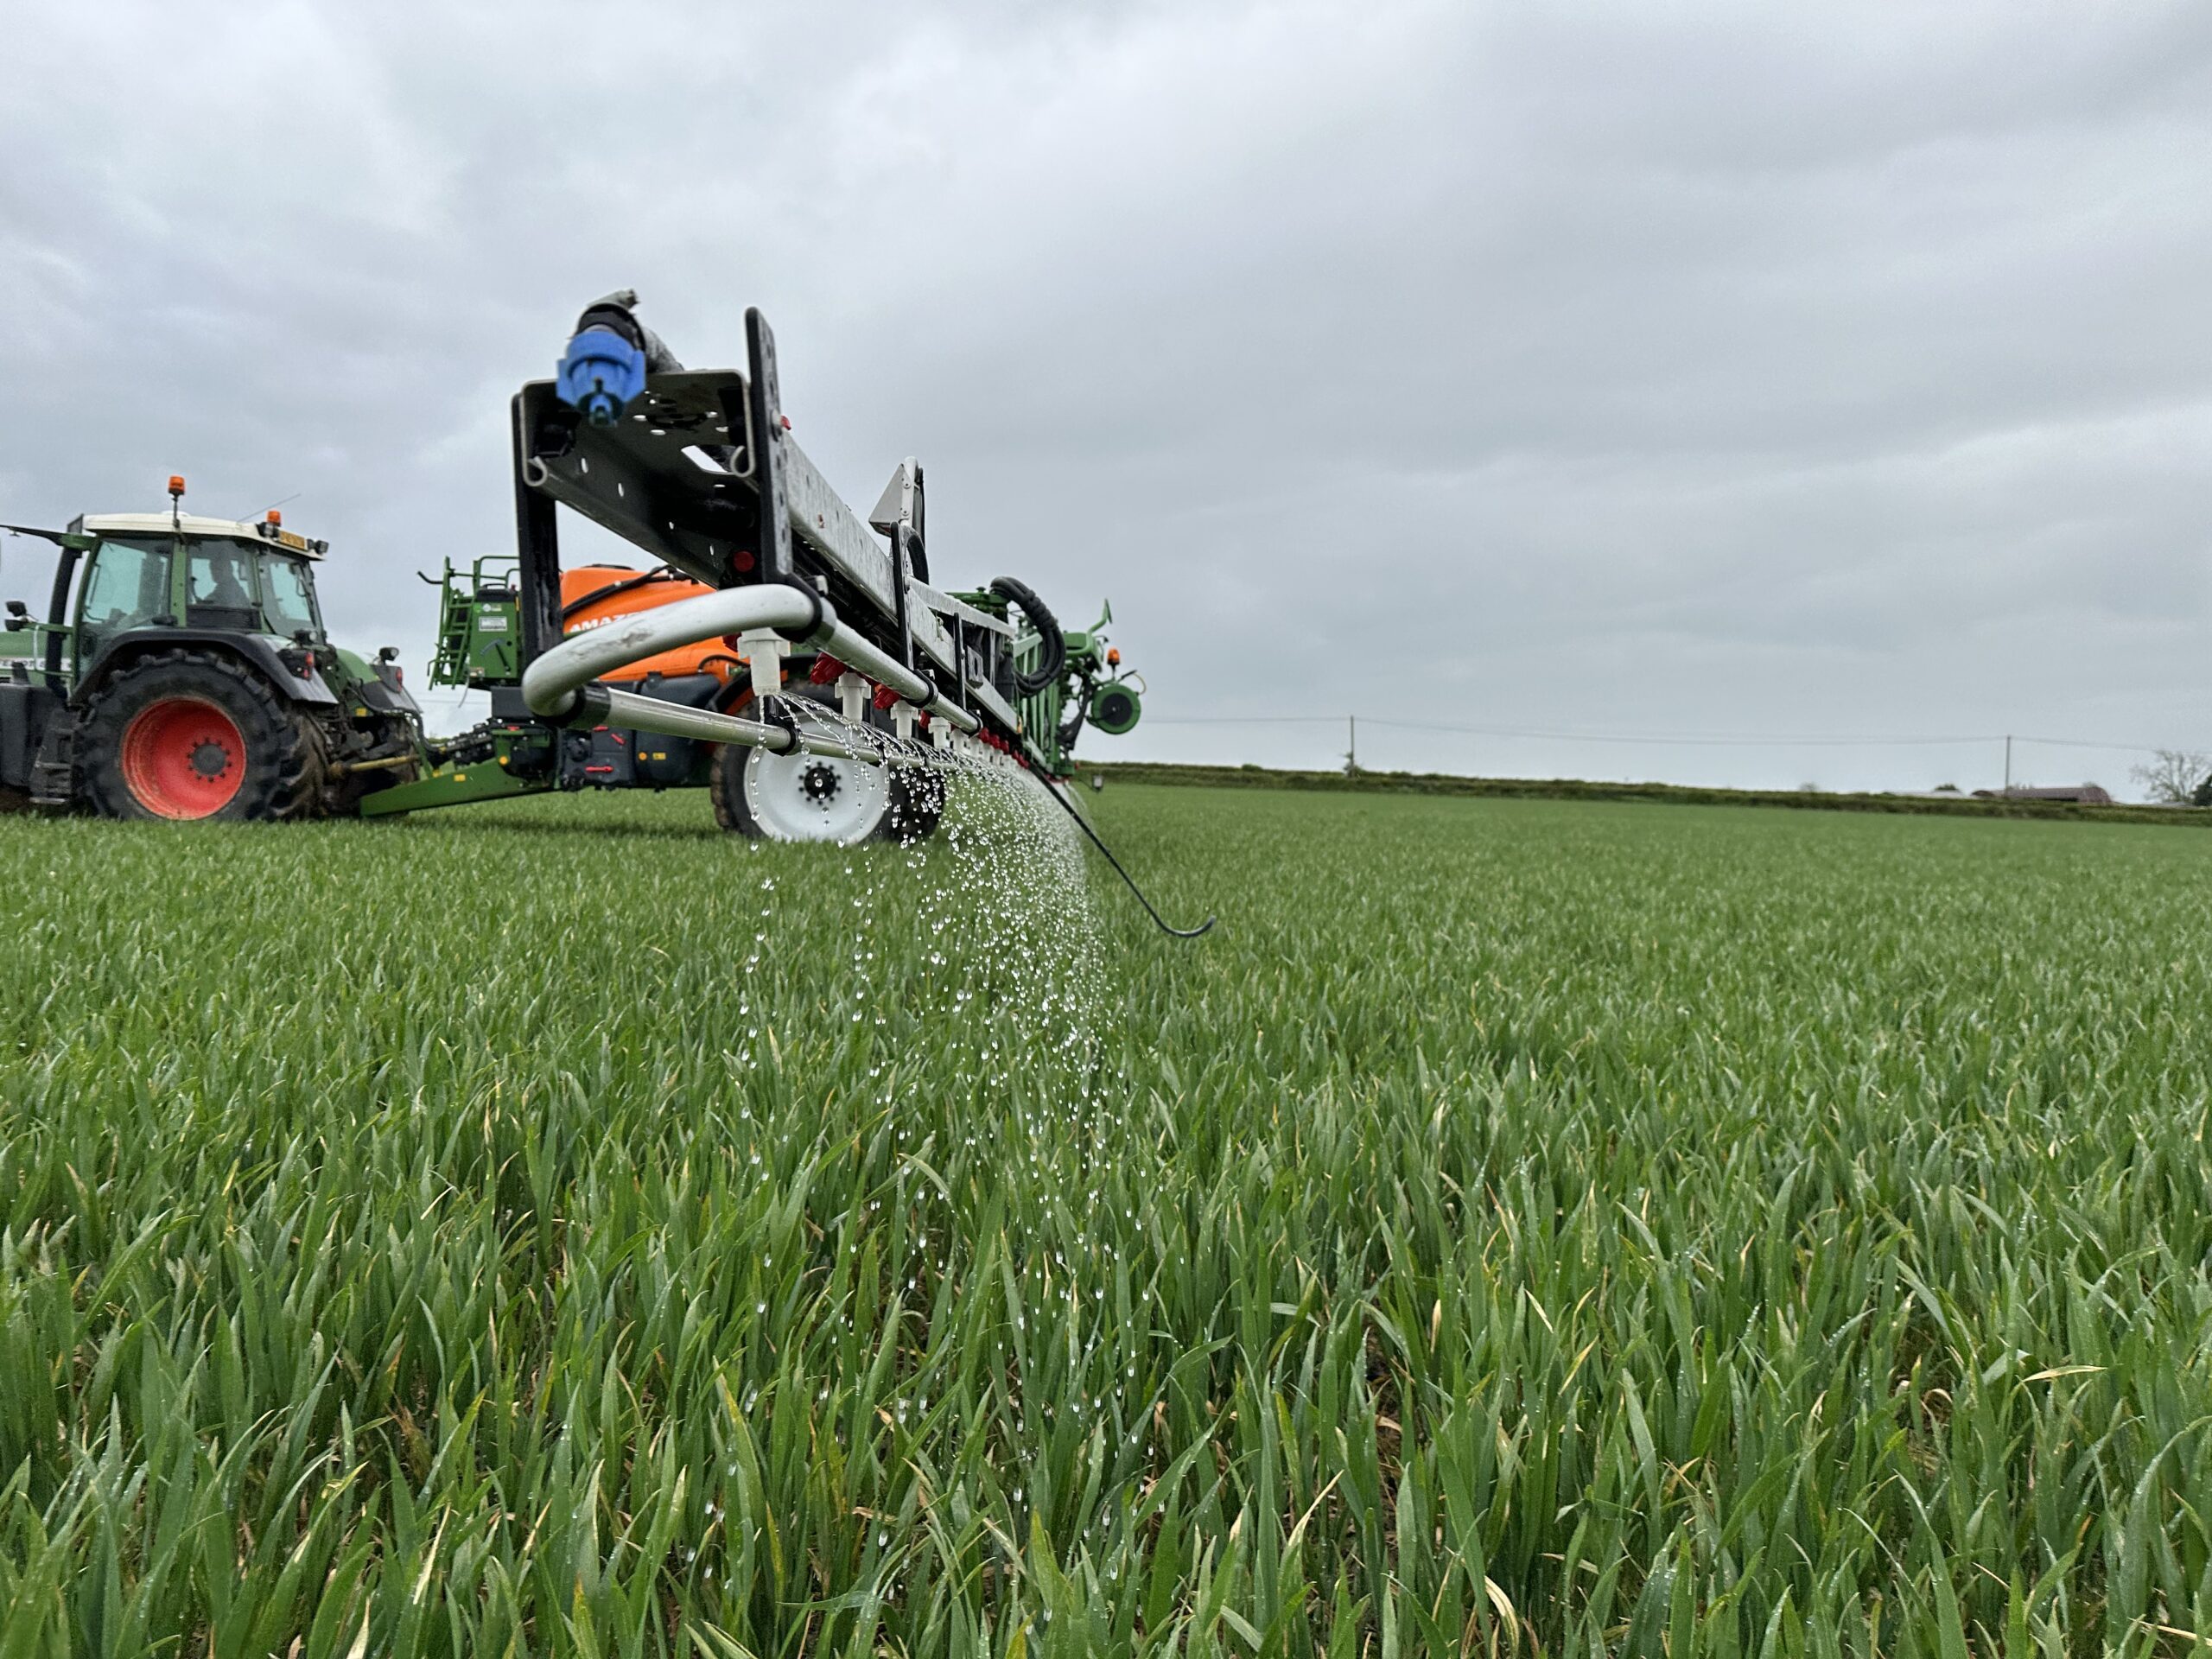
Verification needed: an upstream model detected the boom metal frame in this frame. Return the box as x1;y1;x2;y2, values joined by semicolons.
506;298;1034;773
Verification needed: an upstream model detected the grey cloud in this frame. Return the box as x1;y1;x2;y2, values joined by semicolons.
4;0;2208;798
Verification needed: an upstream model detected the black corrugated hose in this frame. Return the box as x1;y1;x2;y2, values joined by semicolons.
988;577;1066;696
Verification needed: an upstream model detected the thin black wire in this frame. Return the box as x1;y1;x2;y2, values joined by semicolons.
1042;781;1215;938
1146;713;2179;755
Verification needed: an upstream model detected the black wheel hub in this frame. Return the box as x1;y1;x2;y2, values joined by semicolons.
799;761;841;805
189;741;232;779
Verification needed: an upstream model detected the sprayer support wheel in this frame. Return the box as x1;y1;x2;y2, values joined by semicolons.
712;684;911;844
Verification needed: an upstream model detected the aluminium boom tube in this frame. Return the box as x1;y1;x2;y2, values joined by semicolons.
520;582;977;764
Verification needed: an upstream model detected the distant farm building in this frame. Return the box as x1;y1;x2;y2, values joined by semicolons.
1971;784;2113;805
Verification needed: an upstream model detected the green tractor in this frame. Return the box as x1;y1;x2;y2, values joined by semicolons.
1;479;423;819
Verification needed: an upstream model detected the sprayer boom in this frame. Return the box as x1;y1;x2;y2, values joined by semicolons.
372;290;1188;928
512;296;1036;772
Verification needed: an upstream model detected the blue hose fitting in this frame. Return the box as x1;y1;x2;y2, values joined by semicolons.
556;325;648;426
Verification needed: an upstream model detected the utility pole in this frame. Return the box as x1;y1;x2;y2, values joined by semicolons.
2004;734;2012;795
1346;714;1357;776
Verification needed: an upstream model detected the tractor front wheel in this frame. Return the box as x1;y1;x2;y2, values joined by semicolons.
79;650;327;822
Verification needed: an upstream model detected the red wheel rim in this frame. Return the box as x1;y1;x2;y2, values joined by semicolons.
120;696;246;818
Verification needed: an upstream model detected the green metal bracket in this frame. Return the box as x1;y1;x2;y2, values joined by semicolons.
359;756;544;817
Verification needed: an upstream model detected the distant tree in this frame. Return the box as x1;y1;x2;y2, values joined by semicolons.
2130;748;2212;805
1931;783;1960;794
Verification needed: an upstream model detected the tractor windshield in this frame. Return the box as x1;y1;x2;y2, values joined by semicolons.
186;540;258;622
76;537;174;663
257;552;321;639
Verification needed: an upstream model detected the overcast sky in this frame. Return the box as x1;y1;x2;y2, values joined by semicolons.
5;2;2208;794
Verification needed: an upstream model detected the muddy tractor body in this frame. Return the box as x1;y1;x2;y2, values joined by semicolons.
0;489;421;819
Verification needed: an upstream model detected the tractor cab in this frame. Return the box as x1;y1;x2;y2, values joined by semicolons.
2;479;423;819
3;479;338;695
66;510;331;683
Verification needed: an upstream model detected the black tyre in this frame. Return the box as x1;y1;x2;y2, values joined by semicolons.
884;766;946;843
78;649;327;822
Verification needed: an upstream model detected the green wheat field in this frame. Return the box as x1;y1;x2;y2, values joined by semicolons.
2;783;2209;1656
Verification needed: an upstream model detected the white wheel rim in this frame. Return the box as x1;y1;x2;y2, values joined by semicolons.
742;745;889;843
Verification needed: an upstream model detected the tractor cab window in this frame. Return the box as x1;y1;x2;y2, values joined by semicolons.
257;553;321;639
186;541;260;628
75;537;173;662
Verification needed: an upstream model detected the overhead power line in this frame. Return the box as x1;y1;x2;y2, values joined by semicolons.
1146;714;2181;756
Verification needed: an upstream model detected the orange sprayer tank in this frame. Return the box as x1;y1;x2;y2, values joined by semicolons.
558;565;741;685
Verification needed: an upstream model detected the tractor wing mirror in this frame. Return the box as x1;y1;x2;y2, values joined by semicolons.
0;525;97;552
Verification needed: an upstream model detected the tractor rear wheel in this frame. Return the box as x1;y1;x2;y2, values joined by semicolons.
78;649;327;822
